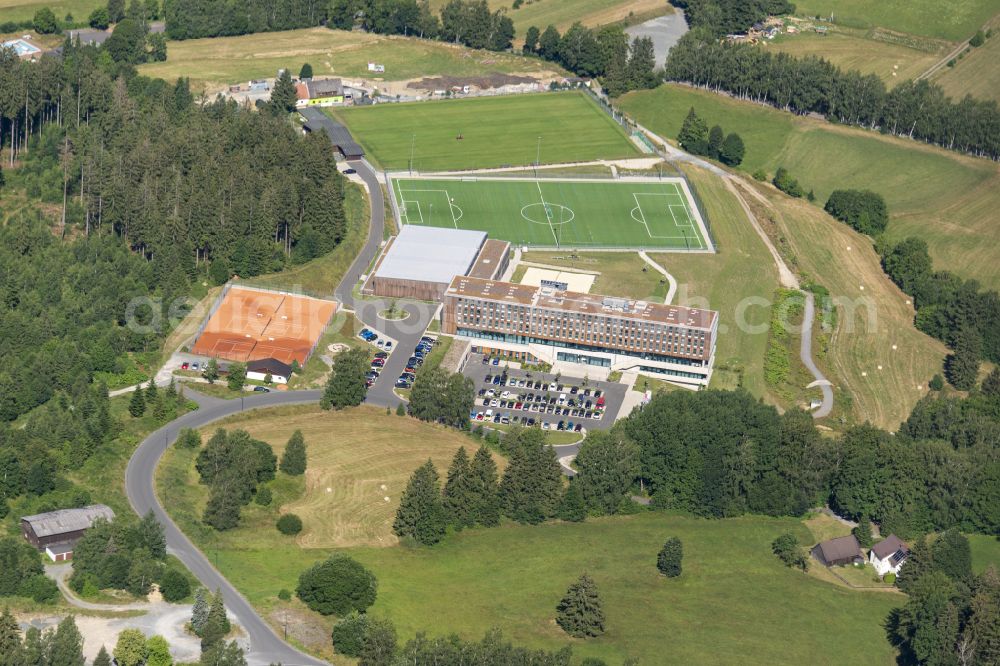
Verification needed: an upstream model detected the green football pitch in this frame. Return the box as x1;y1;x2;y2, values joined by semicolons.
389;176;712;250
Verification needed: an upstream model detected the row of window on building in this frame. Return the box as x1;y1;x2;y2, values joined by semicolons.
454;300;708;358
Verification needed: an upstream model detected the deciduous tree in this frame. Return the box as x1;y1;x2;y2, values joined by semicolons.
296;555;377;616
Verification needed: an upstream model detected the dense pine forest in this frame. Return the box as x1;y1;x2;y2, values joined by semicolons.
664;30;1000;160
0;43;347;549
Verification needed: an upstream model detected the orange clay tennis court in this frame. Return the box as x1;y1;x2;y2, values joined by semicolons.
191;286;336;366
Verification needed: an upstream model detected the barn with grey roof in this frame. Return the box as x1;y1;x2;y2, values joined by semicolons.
21;504;115;561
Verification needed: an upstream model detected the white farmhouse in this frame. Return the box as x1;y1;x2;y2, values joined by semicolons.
869;534;909;576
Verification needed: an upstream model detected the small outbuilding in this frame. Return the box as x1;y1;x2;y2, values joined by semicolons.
21;504;115;561
870;534;909;576
247;357;292;384
299;107;364;159
812;534;864;567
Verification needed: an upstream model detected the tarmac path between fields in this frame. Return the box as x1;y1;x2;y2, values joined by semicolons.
637;124;834;418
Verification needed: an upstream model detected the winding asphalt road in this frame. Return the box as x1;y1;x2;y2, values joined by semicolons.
127;389;326;666
125;157;438;665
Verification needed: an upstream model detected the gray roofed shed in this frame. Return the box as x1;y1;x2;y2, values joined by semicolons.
299;108;364;158
22;504;115;538
813;534;864;566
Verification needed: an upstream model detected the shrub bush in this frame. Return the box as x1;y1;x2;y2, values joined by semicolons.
278;588;291;601
19;574;59;603
752;168;767;181
159;568;191;602
884;572;896;585
331;611;369;657
255;486;273;506
296;554;377;616
277;514;303;535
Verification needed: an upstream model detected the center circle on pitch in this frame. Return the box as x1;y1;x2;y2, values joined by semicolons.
521;203;575;226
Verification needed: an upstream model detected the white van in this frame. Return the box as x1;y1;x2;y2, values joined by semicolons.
557;393;567;405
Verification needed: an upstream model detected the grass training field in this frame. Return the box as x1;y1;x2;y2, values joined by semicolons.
137;27;564;91
332;92;640;171
770;30;943;85
792;0;1000;41
620;84;1000;292
390;175;709;250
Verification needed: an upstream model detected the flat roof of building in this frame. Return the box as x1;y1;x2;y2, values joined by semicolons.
446;276;717;330
376;226;487;285
467;239;510;280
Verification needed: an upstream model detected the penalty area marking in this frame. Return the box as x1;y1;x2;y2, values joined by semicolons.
397;188;464;228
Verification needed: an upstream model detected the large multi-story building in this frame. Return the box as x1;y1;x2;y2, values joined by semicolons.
442;276;718;386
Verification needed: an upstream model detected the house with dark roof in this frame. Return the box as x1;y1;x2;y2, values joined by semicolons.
869;534;909;576
247;357;292;384
812;534;864;567
21;504;115;561
68;29;111;46
296;78;345;108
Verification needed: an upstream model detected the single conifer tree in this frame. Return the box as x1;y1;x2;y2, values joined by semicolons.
657;537;683;577
191;588;210;635
557;481;586;522
469;446;501;527
93;645;112;666
556;574;605;637
200;590;232;651
442;447;475;529
280;430;307;476
393;460;447;545
128;384;146;417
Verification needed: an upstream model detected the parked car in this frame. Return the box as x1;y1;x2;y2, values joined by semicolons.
343;168;357;174
191;362;200;370
253;386;270;392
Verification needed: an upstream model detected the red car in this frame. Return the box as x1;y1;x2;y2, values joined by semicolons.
371;358;385;367
181;362;189;370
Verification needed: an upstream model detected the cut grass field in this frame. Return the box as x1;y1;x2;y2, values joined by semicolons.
792;0;1000;41
170;405;497;549
164;497;903;664
934;23;1000;103
427;0;671;34
739;178;947;429
619;84;1000;291
392;175;707;249
332;91;640;171
137;27;563;91
770;30;942;86
0;0;102;23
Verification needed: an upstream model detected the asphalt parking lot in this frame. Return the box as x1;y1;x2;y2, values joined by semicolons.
462;354;626;432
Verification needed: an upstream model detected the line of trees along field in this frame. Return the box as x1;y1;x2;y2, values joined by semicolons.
664;30;1000;160
670;0;795;37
